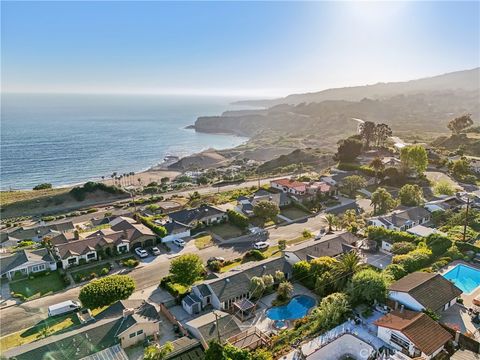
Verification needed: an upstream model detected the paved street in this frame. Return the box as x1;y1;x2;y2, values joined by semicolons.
0;212;328;337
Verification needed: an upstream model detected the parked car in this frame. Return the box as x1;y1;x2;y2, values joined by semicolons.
48;300;81;317
173;238;186;247
151;247;161;256
135;247;149;258
253;241;270;250
208;256;225;264
315;228;326;240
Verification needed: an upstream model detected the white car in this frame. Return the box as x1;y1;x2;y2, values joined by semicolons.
173;238;186;247
151;247;161;256
253;241;270;250
135;247;148;258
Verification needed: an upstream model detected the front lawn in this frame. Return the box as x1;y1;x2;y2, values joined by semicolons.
194;234;214;249
10;271;66;300
280;207;310;220
210;223;243;239
70;263;111;283
0;306;108;352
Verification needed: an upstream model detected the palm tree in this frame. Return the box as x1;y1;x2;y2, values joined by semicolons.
325;214;336;233
144;342;174;360
333;251;363;291
370;157;384;185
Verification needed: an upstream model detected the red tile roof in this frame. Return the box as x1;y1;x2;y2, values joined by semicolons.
271;178;306;190
375;310;452;355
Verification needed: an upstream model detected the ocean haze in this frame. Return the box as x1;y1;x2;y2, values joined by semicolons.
0;94;247;190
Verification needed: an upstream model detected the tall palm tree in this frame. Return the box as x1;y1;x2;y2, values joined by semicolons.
325;214;336;233
333;251;363;291
370;157;384;185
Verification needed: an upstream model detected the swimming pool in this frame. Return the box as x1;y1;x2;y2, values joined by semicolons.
266;295;316;321
443;264;480;294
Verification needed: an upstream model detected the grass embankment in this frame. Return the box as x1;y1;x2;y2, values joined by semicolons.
0;307;107;351
10;272;66;300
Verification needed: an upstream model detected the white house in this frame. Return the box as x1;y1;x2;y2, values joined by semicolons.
368;206;431;232
0;249;57;280
375;309;452;360
388;272;462;312
270;178;306;195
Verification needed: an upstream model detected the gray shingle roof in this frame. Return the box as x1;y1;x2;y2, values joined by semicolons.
166;337;204;360
168;205;225;226
0;248;54;275
164;220;191;235
186;311;241;344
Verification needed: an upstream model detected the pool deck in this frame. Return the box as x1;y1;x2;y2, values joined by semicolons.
438;260;480;308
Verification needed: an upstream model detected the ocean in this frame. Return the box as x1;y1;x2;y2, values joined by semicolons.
1;94;248;190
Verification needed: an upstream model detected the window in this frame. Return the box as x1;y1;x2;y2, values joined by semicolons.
118;245;127;253
129;333;136;338
68;258;77;264
136;330;143;336
390;333;410;350
32;264;45;272
87;253;96;259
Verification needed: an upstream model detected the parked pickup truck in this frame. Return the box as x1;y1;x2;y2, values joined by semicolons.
48;300;81;317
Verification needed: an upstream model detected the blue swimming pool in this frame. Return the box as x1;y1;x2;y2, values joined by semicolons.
443;264;480;294
266;295;316;321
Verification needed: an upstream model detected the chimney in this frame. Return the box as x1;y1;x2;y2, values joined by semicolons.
400;304;404;313
123;308;134;318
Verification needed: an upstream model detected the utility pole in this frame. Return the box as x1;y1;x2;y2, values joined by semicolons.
213;311;221;343
463;196;470;242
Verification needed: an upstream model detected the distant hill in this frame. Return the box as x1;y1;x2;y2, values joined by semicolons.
234;68;480;107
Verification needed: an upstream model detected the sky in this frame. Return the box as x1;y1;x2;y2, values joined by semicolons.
2;1;479;98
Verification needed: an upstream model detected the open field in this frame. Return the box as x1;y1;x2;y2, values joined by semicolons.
10;272;66;300
1;188;70;207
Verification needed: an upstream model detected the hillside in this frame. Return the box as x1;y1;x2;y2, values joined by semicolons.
234;68;480;107
256;149;334;174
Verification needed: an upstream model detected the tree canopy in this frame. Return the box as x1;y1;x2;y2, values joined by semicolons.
400;145;428;175
253;200;280;221
398;184;423;206
169;253;204;286
349;269;390;305
341;175;366;197
448;114;473;134
371;187;397;215
336;136;363;162
79;275;135;309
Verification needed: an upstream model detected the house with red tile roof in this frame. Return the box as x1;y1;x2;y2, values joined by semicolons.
270;178;306;195
375;309;452;359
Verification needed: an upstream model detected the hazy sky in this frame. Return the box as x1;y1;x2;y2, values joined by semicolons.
2;1;479;97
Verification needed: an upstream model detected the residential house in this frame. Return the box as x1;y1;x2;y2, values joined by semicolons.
184;311;242;348
51;217;155;268
47;221;75;233
168;205;227;227
381;156;402;168
155;200;183;214
160;220;191;243
182;257;291;314
283;232;358;265
236;189;283;217
5;225;59;242
0;248;57;280
368;206;431;232
375;309;452;360
424;195;466;213
270;178;306;195
388;272;462;312
406;224;446;238
3;300;160;360
305;181;337;197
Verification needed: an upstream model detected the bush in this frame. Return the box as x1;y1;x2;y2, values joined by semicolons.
208;260;221;272
367;226;417;246
391;242;417;255
70;182;124;201
431;260;449;271
137;216;167;237
79;259;87;266
100;267;110;275
61;273;71;286
385;264;407;280
425;234;452;256
33;183;53;190
227;210;249;229
243;250;267;261
79;275;135;309
393;248;432;273
121;258;139;268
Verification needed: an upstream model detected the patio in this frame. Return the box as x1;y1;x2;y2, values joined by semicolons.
440;303;480;339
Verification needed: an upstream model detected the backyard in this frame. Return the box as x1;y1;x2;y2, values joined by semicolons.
9;271;66;300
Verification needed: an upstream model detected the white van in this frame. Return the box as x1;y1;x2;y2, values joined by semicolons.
48;300;81;317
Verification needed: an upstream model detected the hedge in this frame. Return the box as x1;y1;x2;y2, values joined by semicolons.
227;209;249;229
79;275;135;309
367;226;417;245
392;247;432;273
137;215;167;237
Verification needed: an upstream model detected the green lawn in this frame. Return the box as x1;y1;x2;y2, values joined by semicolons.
194;234;214;249
280;207;310;220
10;272;66;300
0;306;108;352
70;263;111;283
210;223;243;239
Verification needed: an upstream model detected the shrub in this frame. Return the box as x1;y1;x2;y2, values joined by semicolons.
100;267;110;275
292;261;313;288
425;234;452;256
122;258;139;268
137;216;167;237
70;182;124;201
208;260;221;272
79;258;87;266
33;183;52;190
385;264;407;280
393;248;432;273
243;250;267;261
226;210;249;229
431;260;449;271
367;226;417;246
79;275;135;309
391;242;417;255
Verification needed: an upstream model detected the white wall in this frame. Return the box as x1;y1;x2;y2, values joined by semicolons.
382;241;393;252
388;291;425;311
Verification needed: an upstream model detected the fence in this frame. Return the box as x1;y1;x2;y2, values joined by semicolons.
441;324;480;353
158;302;189;336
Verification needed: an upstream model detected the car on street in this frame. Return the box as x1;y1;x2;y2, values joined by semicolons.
135;247;149;258
208;256;225;264
253;241;270;250
315;228;326;240
151;247;161;256
173;238;186;247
